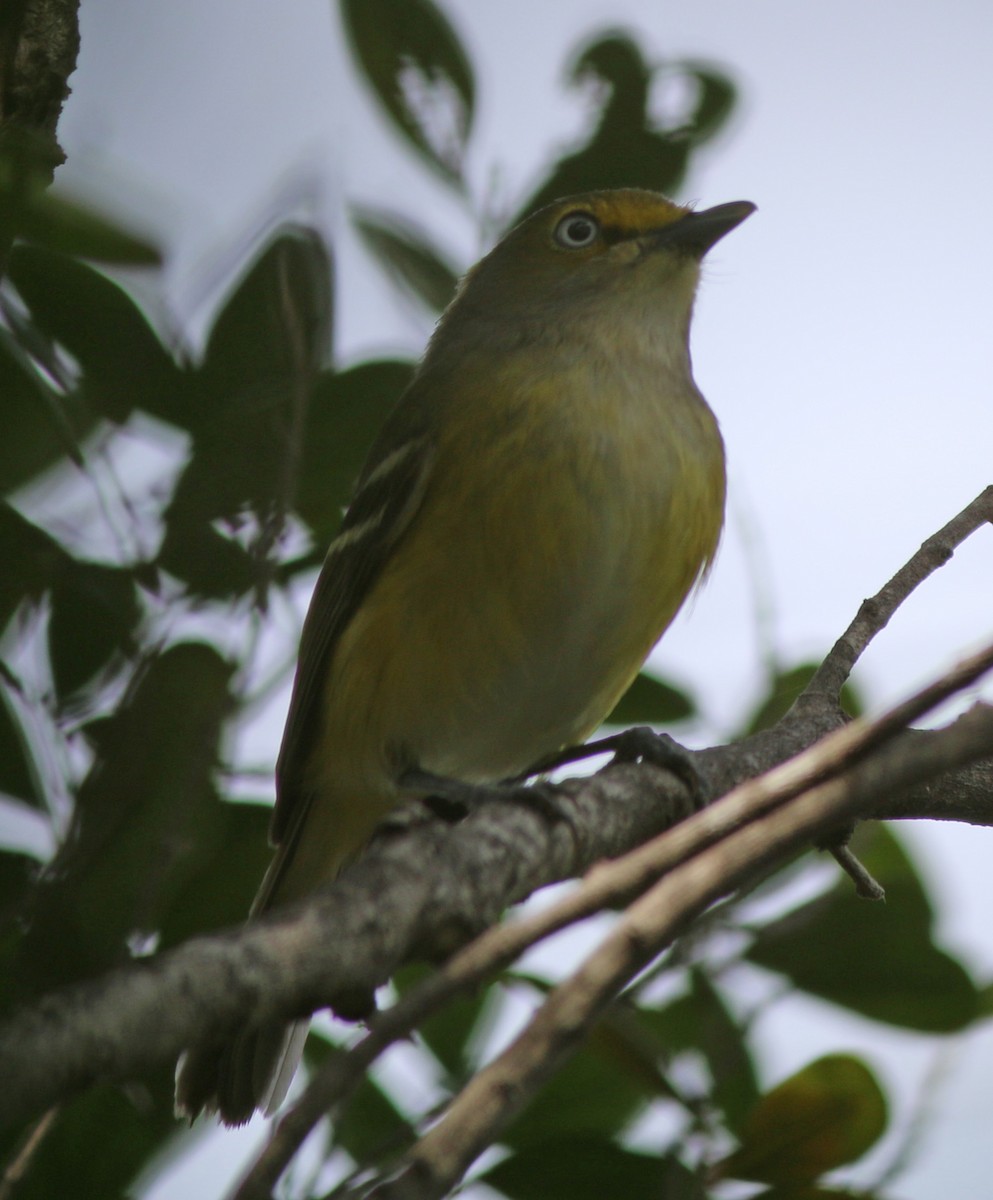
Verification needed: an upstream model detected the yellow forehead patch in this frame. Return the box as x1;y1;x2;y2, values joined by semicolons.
544;189;689;241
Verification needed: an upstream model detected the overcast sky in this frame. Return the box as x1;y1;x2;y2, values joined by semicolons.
51;2;993;1195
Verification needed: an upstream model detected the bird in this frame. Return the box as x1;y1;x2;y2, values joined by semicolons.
175;187;754;1124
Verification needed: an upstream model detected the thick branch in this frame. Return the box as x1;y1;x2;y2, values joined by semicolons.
2;685;992;1133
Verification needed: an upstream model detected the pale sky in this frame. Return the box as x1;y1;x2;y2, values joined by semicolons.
51;2;993;1196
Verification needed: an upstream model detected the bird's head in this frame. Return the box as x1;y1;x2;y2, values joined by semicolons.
436;190;755;360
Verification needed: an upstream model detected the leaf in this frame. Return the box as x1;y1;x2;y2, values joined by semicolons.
155;800;272;948
483;1138;702;1200
715;1055;888;1186
686;970;760;1134
605;671;695;725
156;520;260;601
326;1064;414;1165
516;32;707;221
0;328;94;494
340;0;474;184
0;685;42;807
393;962;494;1081
353;207;459;313
746;826;978;1032
502;1017;658;1149
162;227;333;581
295;360;414;542
202;225;332;404
47;559;142;701
13;643;234;998
0;1078;182;1200
0;501;66;631
8;245;182;424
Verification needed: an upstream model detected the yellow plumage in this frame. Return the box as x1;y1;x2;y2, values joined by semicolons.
175;188;753;1123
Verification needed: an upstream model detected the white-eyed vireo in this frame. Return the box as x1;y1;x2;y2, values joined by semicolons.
176;188;754;1123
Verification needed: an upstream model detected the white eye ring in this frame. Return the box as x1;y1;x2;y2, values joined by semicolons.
553;211;600;249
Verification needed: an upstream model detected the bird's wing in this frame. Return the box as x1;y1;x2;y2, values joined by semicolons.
272;411;436;845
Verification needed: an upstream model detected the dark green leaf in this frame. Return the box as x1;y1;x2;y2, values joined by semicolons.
202;225;331;403
0;501;66;631
502;1016;658;1149
687;970;759;1134
156;800;272;948
157;519;260;600
746;826;978;1032
340;0;474;184
353;207;459;313
0;684;42;806
0;328;94;494
517;32;718;221
1;187;161;267
162;228;333;575
295;360;413;542
47;559;141;700
716;1055;887;1186
676;65;737;143
13;643;234;998
8;245;182;424
0;1077;182;1200
393;962;494;1080
605;671;695;725
483;1137;702;1200
329;1064;414;1165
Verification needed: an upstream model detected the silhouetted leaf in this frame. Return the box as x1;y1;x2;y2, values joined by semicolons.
156;800;272;948
716;1055;888;1186
747;826;978;1032
353;207;459;313
0;327;93;493
162;228;332;585
14;643;234;998
48;559;141;700
0;685;41;807
341;0;474;184
517;32;734;221
322;1054;414;1165
0;177;160;267
394;962;494;1081
484;1138;702;1200
502;1010;660;1149
606;671;695;725
157;520;260;600
295;360;414;542
0;501;66;630
0;1077;182;1200
8;245;182;424
678;65;737;143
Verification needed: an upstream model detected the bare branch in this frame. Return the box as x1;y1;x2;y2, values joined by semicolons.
366;703;993;1200
809;486;993;700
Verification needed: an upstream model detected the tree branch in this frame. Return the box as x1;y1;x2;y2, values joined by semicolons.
364;702;993;1200
231;642;993;1199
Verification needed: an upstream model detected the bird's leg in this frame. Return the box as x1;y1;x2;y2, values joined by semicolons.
397;766;578;831
515;726;706;811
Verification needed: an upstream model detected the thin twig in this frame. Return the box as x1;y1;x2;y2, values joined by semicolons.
809;486;993;699
368;704;993;1200
232;641;993;1199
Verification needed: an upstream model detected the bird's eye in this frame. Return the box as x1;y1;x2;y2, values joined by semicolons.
553;212;600;249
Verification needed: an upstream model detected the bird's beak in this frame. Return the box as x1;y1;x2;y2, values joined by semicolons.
649;200;756;257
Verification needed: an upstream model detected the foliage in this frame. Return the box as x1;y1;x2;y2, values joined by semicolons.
0;3;987;1198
